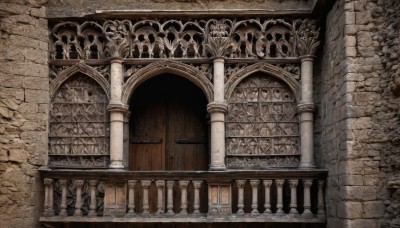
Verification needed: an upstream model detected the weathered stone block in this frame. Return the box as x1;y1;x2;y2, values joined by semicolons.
344;36;356;47
345;12;355;25
8;149;28;163
339;174;363;186
337;201;362;219
23;77;48;91
24;89;48;104
363;201;385;218
340;186;378;201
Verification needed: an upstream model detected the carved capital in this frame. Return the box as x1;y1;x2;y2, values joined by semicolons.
249;180;260;187
295;19;320;57
297;103;316;113
275;179;285;187
289;179;299;188
44;178;54;186
318;180;325;188
155;180;165;187
235;180;247;188
263;180;273;187
207;102;228;114
104;20;131;58
88;180;99;187
179;180;190;188
59;179;69;187
192;181;202;189
166;180;175;188
141;180;152;188
107;103;129;113
303;179;313;188
205;20;232;58
127;180;137;188
74;180;84;188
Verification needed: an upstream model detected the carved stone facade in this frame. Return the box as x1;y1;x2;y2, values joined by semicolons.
2;0;400;228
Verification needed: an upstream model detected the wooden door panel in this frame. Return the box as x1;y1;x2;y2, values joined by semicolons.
130;75;207;171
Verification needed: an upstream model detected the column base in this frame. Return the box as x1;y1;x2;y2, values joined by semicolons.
209;165;226;171
109;161;124;169
298;163;316;169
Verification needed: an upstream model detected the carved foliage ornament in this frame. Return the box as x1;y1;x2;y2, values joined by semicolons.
50;18;319;59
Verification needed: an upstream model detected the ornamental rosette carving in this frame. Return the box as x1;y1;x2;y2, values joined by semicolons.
295;19;320;56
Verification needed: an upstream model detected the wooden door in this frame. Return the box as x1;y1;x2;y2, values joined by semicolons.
130;75;208;171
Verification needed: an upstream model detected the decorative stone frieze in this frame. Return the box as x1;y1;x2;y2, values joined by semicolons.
50;18;320;60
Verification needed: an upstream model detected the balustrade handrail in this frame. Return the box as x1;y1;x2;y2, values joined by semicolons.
39;168;328;180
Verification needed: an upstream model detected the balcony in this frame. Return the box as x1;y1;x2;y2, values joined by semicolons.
39;169;327;225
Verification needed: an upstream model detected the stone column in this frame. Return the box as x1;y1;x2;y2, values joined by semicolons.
74;180;84;216
166;181;175;216
179;180;189;215
298;56;316;169
302;179;313;217
127;180;137;216
192;180;202;215
207;57;227;170
88;180;99;217
275;179;285;215
289;179;299;215
250;180;260;216
123;111;131;168
317;180;325;217
141;180;152;215
108;57;128;169
155;180;165;214
236;180;246;215
59;179;68;217
263;180;272;215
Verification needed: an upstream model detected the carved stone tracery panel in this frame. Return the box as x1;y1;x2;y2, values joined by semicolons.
226;73;299;168
49;74;110;168
49;18;319;59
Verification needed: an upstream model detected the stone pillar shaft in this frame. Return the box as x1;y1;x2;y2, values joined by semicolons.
263;180;272;214
192;181;202;215
88;180;98;217
166;181;174;215
127;180;136;216
59;179;68;217
276;179;285;215
74;180;84;216
179;181;189;215
289;179;298;214
298;56;316;168
108;58;127;169
303;179;313;217
250;180;260;215
236;180;246;215
141;180;151;215
156;180;165;214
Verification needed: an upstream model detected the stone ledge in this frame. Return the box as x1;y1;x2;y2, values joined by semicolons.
40;214;326;223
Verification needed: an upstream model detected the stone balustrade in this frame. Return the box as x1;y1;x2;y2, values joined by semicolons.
40;169;327;224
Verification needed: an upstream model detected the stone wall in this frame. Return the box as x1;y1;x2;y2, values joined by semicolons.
316;0;400;227
0;0;48;227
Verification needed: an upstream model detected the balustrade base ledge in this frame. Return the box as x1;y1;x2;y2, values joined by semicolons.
40;214;326;224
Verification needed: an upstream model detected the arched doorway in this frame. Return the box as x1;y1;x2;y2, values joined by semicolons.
129;74;209;171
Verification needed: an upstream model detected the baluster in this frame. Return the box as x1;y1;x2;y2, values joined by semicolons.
317;180;325;217
289;179;299;215
141;180;152;215
250;180;260;216
59;179;68;217
43;178;54;216
155;180;165;215
236;180;246;215
179;180;189;215
127;180;137;216
74;180;84;216
275;179;285;215
166;181;174;216
88;180;99;217
192;180;203;215
263;180;272;215
303;179;313;218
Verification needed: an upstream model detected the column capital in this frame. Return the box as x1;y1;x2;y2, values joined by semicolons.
107;103;129;113
109;57;123;64
74;180;84;187
207;102;228;114
192;180;203;189
88;180;99;187
128;180;137;188
141;180;152;188
263;180;273;187
235;180;247;187
212;57;226;63
297;103;316;113
44;178;54;186
300;55;315;62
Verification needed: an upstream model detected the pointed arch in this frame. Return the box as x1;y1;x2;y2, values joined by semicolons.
122;60;214;104
49;62;110;101
225;62;301;102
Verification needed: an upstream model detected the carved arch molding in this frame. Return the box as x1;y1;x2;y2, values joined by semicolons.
48;17;319;169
